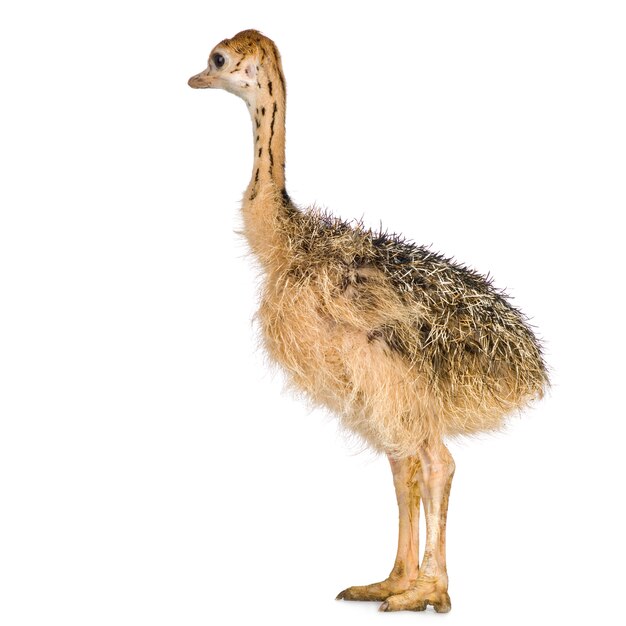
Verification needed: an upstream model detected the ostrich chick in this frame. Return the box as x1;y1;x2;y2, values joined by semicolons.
188;30;548;613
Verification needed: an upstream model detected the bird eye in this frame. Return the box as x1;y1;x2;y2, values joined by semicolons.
212;53;225;68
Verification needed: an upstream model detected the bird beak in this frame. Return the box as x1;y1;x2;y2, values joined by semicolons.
188;70;215;89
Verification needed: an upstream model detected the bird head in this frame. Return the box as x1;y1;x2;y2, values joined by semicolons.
188;29;280;105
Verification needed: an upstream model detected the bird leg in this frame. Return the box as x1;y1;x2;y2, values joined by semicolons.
380;442;455;613
336;455;421;601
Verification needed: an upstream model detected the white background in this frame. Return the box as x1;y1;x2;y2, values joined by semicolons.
1;1;625;625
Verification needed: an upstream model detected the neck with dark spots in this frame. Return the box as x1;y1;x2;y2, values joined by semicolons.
240;58;293;268
245;68;287;202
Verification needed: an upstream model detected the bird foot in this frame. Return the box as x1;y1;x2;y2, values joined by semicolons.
336;576;414;602
378;576;451;613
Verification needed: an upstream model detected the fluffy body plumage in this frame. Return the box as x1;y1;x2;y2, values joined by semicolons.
254;195;547;457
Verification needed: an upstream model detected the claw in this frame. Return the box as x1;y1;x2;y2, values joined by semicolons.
335;590;346;600
433;592;452;613
379;601;390;612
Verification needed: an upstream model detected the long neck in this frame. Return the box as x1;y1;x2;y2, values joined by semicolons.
246;71;287;199
242;62;292;268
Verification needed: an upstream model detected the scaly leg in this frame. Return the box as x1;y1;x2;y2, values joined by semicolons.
380;442;455;613
336;455;420;601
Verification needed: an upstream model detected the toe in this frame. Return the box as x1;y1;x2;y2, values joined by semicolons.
382;588;430;612
335;581;403;602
